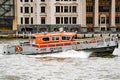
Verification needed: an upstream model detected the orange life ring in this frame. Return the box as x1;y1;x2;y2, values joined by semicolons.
15;45;23;52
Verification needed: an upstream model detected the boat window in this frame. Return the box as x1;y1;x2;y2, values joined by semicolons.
52;36;59;41
42;37;50;41
62;36;70;40
72;36;75;40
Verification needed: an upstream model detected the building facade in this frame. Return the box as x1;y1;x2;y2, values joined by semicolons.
86;0;117;33
0;0;16;30
1;0;120;33
17;0;84;33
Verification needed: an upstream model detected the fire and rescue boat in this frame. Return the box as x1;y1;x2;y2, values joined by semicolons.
2;31;119;57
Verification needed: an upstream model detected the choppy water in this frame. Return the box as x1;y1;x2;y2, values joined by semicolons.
0;39;120;80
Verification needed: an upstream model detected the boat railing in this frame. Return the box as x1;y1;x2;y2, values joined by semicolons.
34;42;74;48
95;36;118;47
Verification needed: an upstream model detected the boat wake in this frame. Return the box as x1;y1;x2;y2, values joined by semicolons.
0;44;4;54
32;50;92;59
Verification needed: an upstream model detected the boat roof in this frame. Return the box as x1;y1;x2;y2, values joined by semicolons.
34;32;76;38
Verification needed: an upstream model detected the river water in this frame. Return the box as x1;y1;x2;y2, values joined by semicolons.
0;39;120;80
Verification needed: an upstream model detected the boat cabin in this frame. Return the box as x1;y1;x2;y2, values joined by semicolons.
34;32;76;44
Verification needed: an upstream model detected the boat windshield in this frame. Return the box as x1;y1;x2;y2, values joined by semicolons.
52;36;60;41
62;36;70;40
42;37;50;41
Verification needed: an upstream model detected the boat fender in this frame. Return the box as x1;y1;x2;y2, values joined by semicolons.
15;45;23;53
73;42;80;45
77;42;80;44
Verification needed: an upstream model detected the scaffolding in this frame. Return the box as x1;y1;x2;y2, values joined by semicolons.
0;0;14;27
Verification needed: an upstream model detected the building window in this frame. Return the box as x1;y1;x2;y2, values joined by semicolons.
61;17;63;24
72;17;76;24
56;6;60;12
20;0;23;2
61;6;63;12
21;17;23;24
25;18;29;24
64;17;68;24
116;6;120;12
31;0;33;2
25;0;29;2
86;0;94;2
41;0;45;2
69;17;71;24
25;7;29;13
86;17;93;24
56;0;76;1
41;7;45;13
31;7;33;13
99;6;110;12
86;6;93;12
55;6;77;13
72;6;77;12
106;17;109;24
41;17;45;24
55;17;77;24
56;17;60;24
31;17;33;24
116;17;120;23
101;17;105;24
99;0;111;2
64;6;68;12
20;7;23;13
69;6;71;12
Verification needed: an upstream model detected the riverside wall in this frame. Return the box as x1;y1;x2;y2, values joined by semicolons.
0;33;119;38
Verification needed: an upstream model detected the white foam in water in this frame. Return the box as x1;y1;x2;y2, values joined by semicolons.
113;43;120;56
0;44;4;54
36;50;92;58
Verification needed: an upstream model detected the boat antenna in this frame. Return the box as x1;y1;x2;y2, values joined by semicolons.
28;32;32;43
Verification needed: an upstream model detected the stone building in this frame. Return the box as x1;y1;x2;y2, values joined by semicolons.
17;0;83;33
